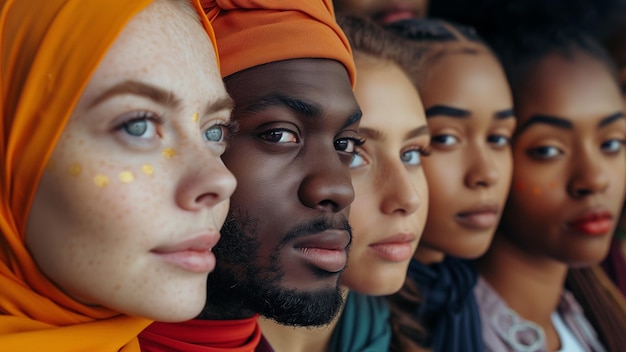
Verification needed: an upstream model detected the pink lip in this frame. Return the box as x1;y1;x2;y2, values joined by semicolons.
293;230;351;273
369;232;417;262
375;4;418;24
567;210;613;236
455;203;500;230
151;233;219;273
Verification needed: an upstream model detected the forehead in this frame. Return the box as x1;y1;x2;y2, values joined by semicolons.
224;58;358;116
355;62;425;128
80;1;225;104
420;49;512;110
516;52;622;124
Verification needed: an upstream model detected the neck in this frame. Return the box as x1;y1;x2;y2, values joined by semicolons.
198;286;257;320
413;244;446;264
258;288;349;352
477;234;567;350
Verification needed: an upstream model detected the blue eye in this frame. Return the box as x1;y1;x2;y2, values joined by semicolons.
401;150;422;166
488;134;510;148
349;152;367;169
431;134;458;146
526;145;562;159
601;139;625;153
117;112;161;139
204;124;225;142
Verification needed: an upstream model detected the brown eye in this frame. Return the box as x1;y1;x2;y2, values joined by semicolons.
259;129;298;143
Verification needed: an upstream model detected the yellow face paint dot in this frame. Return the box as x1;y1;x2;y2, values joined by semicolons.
118;171;135;183
141;164;154;176
192;112;199;123
162;148;176;159
532;186;542;196
94;174;109;188
68;163;82;176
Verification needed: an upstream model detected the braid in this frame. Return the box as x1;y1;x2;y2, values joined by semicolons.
566;266;626;352
383;18;493;90
336;15;424;87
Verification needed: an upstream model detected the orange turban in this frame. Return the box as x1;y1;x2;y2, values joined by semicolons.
0;0;218;350
201;0;356;86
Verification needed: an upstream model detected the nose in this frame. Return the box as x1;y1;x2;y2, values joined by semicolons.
176;147;237;211
380;161;422;215
567;149;609;198
464;146;499;189
298;148;354;213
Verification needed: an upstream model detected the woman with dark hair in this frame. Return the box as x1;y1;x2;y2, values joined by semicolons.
382;18;516;352
475;25;626;352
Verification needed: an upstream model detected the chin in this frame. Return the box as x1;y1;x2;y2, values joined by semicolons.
346;271;406;296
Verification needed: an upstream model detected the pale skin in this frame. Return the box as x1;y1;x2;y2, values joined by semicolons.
259;57;430;352
478;51;626;351
25;0;236;322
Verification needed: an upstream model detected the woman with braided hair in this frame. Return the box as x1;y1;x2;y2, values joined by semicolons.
384;18;516;352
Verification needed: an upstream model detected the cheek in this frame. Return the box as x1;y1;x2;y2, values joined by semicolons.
415;174;429;232
423;158;457;214
349;190;378;243
213;199;230;229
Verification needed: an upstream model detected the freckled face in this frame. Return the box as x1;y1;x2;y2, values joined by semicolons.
209;59;362;326
25;0;236;322
501;52;626;266
343;61;429;295
417;48;515;262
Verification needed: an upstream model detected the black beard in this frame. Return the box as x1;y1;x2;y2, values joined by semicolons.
198;206;345;326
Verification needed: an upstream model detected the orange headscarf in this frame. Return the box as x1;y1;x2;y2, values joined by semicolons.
0;0;218;350
201;0;356;86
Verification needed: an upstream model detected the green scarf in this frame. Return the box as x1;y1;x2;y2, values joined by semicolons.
329;291;392;352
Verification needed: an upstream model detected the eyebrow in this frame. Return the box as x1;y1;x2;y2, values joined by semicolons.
517;111;625;134
89;80;182;109
425;105;514;120
598;111;625;128
242;92;361;128
358;125;429;142
517;114;572;133
89;80;233;116
425;105;469;118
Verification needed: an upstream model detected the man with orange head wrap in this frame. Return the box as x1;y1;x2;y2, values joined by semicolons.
139;1;362;351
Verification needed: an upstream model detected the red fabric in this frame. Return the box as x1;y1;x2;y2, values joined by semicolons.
139;315;261;352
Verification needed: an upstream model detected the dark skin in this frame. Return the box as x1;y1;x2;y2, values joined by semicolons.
201;59;362;326
478;51;626;351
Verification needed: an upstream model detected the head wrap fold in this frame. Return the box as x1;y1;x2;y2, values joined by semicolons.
201;0;356;86
0;0;218;350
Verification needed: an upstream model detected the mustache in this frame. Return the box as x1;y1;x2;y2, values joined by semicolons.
279;217;352;246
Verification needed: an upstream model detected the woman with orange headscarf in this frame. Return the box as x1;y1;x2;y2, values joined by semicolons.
0;0;236;350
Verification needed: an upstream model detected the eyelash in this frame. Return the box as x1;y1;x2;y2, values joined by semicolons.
339;136;366;154
115;111;164;137
212;121;239;143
